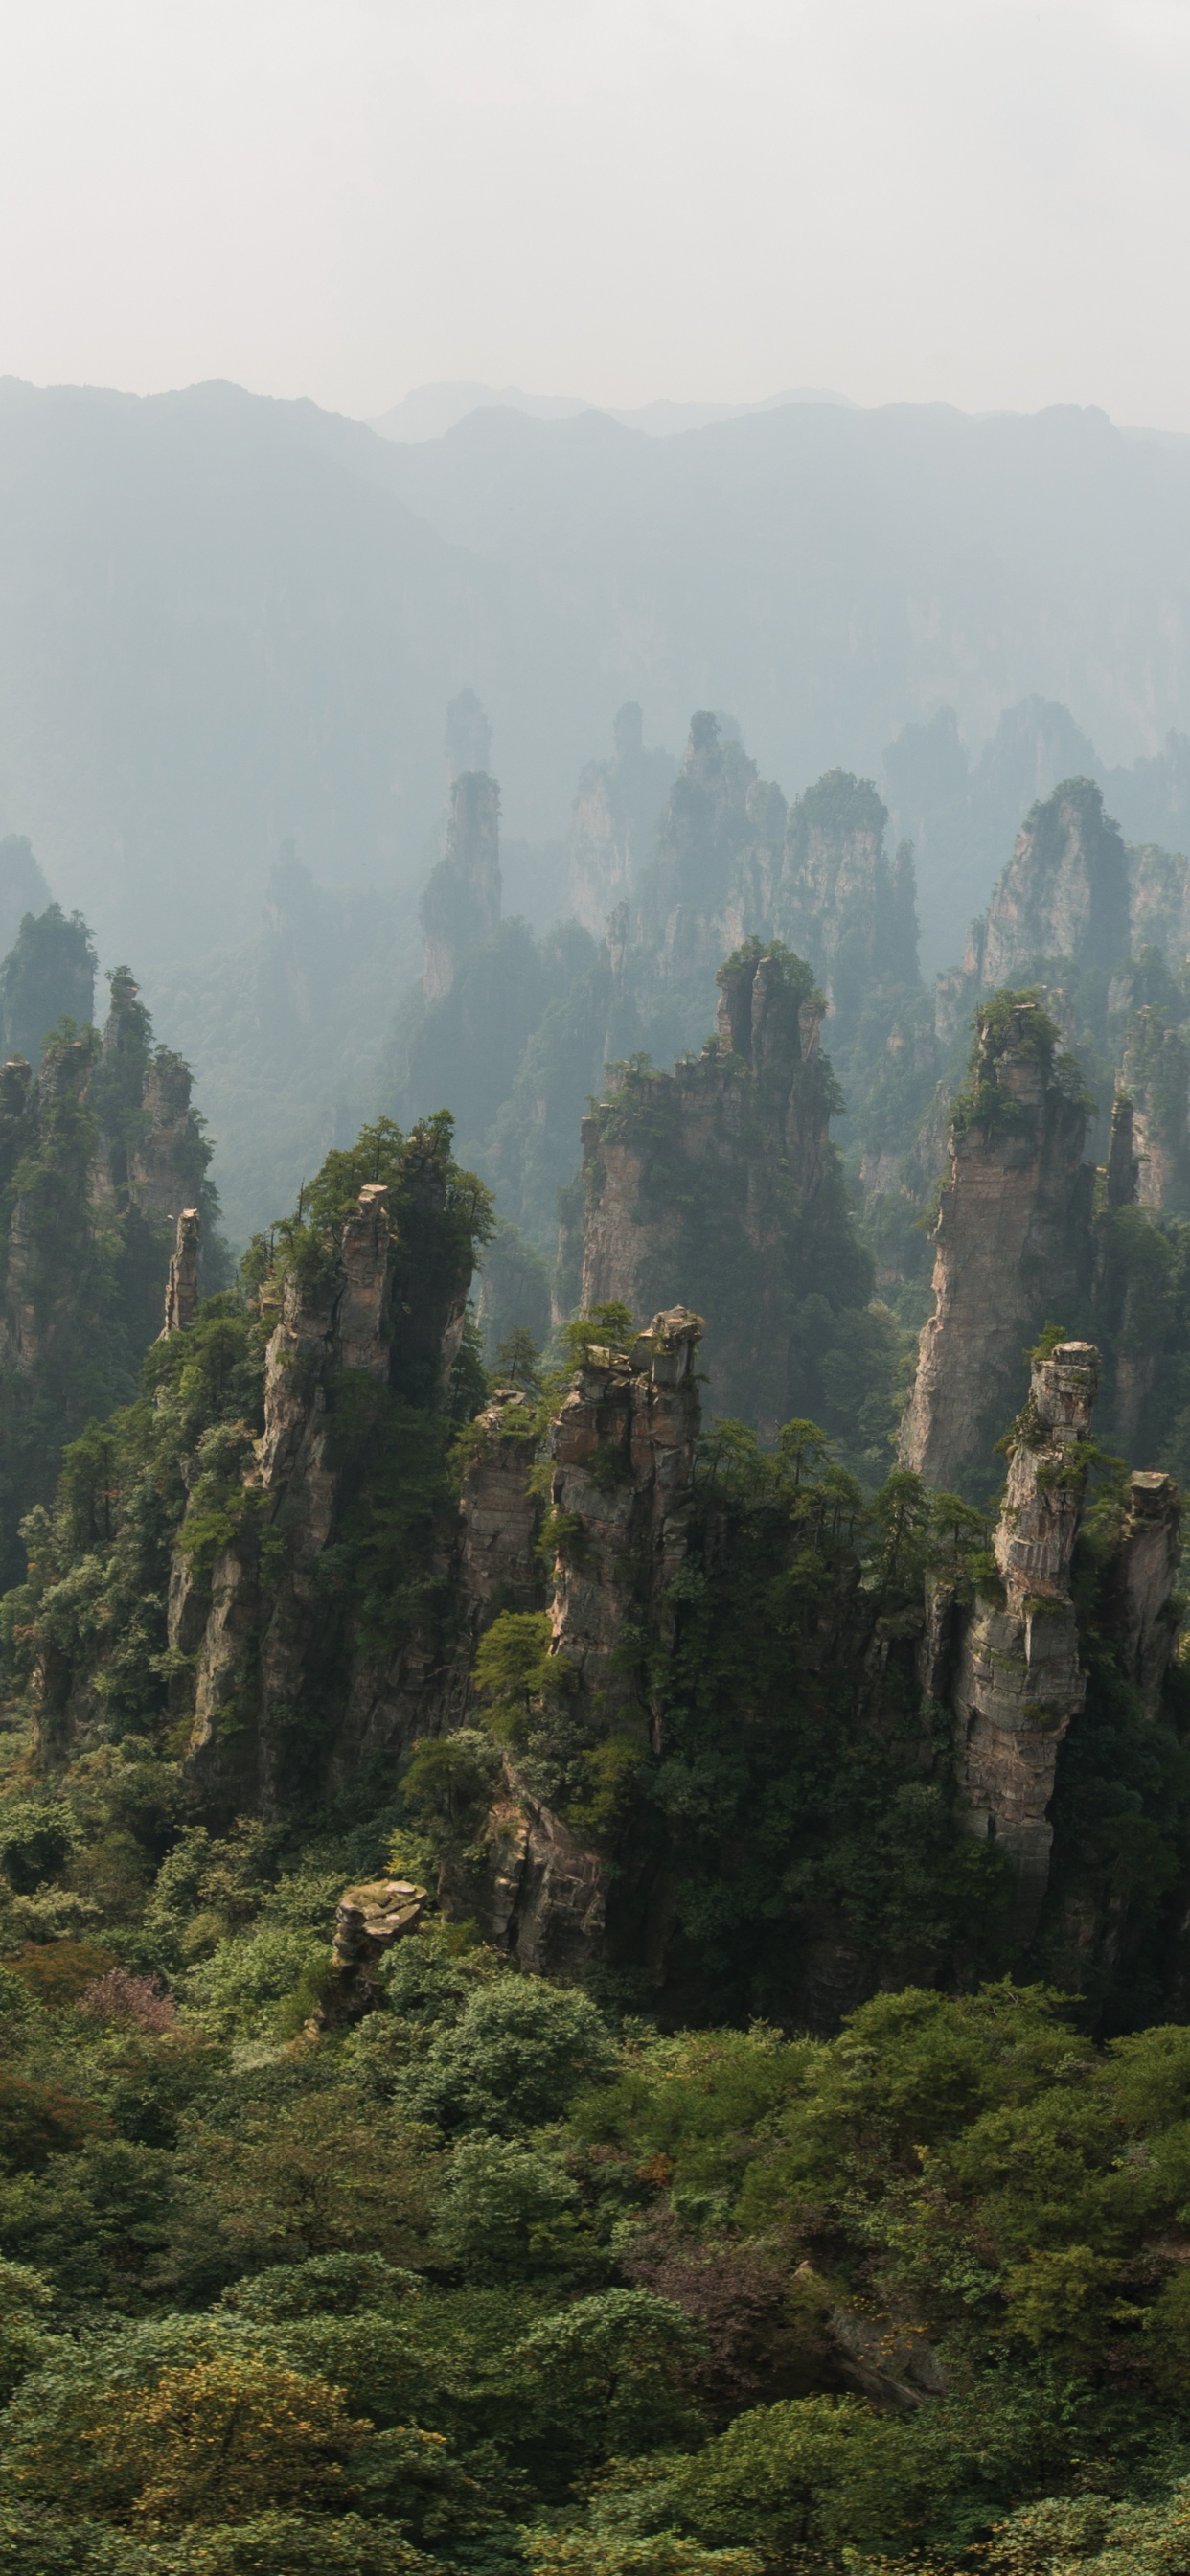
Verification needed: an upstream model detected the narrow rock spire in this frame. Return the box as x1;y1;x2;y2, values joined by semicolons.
952;1338;1099;1934
900;995;1093;1491
161;1208;200;1335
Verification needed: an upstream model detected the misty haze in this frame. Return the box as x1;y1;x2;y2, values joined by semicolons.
8;6;1190;2569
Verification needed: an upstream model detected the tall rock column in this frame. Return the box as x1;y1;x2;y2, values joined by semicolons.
547;1306;703;1745
951;1340;1099;1933
578;943;839;1434
901;995;1093;1491
458;1386;542;1621
953;779;1131;1003
1113;1470;1182;1715
476;1309;703;1976
1118;1009;1190;1213
774;769;918;1020
184;1186;395;1805
568;702;677;937
161;1208;200;1334
420;772;501;1002
1;1030;98;1374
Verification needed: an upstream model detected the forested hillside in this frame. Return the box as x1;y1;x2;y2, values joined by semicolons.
11;518;1190;2570
2;879;1190;2563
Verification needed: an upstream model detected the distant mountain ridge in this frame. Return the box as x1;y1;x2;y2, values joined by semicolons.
6;375;1190;988
369;381;857;442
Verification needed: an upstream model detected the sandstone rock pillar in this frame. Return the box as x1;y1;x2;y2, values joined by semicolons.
1114;1470;1182;1714
421;771;501;1002
900;996;1093;1492
161;1208;200;1334
471;1308;703;1976
547;1306;703;1747
952;1339;1099;1934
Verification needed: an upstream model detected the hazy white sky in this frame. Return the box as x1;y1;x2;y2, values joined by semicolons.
3;0;1190;425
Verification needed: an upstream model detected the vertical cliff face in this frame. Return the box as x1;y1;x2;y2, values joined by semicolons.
1095;1094;1160;1455
901;997;1094;1492
546;1308;702;1744
184;1188;397;1809
0;1029;98;1375
774;771;918;1024
578;944;845;1434
1113;1469;1182;1714
966;779;1131;993
420;772;502;1003
1126;840;1190;964
568;703;677;937
644;713;762;921
162;1208;201;1335
130;1052;207;1225
182;1125;488;1814
458;1386;542;1618
950;1341;1099;1933
1118;1008;1190;1212
467;1309;703;1975
0;967;223;1582
0;1055;32;1196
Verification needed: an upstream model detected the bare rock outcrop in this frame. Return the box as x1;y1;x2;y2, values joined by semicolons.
901;997;1093;1492
951;1340;1100;1933
483;1793;607;1978
161;1208;200;1335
